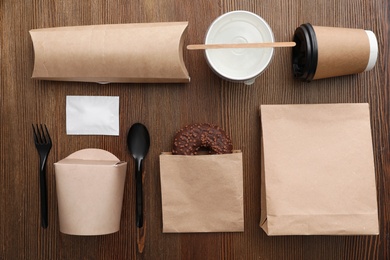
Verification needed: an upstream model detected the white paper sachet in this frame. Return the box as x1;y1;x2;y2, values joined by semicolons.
66;96;119;135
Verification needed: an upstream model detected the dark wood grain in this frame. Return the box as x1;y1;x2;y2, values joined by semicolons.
1;0;389;259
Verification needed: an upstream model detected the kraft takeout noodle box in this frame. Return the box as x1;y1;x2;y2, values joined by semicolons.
259;103;379;235
54;148;127;235
159;151;244;233
30;22;190;83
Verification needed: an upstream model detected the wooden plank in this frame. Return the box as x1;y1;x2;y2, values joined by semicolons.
0;0;388;259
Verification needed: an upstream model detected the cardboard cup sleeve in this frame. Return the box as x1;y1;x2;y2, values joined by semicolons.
292;23;378;81
54;149;127;235
30;22;190;83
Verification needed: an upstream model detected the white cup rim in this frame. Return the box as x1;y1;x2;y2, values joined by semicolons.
205;11;275;83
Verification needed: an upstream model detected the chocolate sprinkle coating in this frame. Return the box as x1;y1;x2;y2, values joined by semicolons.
172;123;233;155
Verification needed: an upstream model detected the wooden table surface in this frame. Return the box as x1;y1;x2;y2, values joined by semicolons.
1;0;389;259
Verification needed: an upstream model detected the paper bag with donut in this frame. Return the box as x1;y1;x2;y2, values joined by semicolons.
159;123;244;233
259;104;379;235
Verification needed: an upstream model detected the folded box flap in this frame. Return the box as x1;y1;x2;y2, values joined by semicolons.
55;148;124;166
67;148;119;160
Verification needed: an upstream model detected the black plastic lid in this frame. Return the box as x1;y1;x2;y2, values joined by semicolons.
292;23;318;82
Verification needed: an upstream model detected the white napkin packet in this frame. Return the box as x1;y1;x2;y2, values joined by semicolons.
66;96;119;135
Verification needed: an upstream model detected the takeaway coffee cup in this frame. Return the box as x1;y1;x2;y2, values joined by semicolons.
205;11;274;85
292;23;378;82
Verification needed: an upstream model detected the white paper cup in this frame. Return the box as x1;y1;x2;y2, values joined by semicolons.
205;11;275;85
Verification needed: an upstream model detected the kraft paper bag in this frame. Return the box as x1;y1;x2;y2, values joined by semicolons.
159;152;244;233
260;103;379;235
30;22;190;83
54;149;127;235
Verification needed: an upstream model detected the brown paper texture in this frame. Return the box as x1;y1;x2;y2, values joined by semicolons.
313;26;370;80
30;22;190;83
54;149;127;235
260;104;379;235
159;152;244;233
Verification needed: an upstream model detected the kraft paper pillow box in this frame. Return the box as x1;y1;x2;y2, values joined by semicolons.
259;103;379;235
159;151;244;233
54;148;127;235
29;22;190;83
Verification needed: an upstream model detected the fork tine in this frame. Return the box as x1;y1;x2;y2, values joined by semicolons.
43;124;51;144
39;124;47;143
36;124;43;143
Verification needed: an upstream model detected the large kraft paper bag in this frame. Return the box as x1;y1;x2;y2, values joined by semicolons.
159;152;244;233
260;103;379;235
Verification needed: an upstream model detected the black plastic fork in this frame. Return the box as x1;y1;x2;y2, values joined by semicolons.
32;124;52;228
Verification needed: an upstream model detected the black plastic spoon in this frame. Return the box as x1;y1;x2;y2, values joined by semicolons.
127;123;150;229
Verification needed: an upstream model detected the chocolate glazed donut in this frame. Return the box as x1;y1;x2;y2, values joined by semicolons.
172;123;233;155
